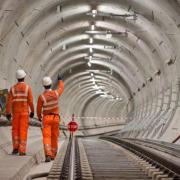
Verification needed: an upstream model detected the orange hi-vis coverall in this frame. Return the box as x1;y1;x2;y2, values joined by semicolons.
6;82;34;154
37;80;64;158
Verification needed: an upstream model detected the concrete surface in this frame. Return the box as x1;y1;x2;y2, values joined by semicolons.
23;140;65;180
0;0;180;177
0;126;67;180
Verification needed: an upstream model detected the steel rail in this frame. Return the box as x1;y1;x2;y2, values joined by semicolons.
68;136;75;180
59;136;81;179
48;136;83;180
123;138;180;158
60;138;72;179
101;136;180;179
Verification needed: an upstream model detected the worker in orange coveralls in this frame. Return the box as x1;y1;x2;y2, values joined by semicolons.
37;74;64;162
68;114;78;139
6;69;34;156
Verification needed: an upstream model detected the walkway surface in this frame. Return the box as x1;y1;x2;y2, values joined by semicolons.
0;126;66;180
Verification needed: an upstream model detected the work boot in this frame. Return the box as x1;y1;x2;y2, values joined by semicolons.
45;155;51;162
12;149;18;155
19;152;26;156
51;157;55;161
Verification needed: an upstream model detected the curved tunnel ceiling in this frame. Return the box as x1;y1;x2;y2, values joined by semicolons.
0;0;180;130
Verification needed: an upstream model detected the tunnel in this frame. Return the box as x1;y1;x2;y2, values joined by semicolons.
0;0;180;179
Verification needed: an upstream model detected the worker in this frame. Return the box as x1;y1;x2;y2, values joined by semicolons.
37;74;64;162
68;114;78;139
6;69;34;156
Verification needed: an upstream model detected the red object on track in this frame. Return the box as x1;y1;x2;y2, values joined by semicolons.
68;114;78;132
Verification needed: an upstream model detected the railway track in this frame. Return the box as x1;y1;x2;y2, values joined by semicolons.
47;136;180;180
122;138;180;158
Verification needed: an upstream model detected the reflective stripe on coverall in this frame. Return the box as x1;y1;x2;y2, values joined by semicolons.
6;82;34;153
37;80;64;158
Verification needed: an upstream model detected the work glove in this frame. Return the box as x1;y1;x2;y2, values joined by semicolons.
57;73;62;81
38;118;43;128
6;114;12;121
29;112;34;118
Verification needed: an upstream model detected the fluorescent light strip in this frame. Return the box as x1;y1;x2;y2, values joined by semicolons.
91;25;95;31
87;61;91;67
89;37;93;44
92;9;97;18
89;47;93;53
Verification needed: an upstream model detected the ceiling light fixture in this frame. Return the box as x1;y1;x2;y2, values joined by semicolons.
106;33;112;39
85;30;127;37
85;30;104;34
89;55;92;60
89;47;93;53
104;45;117;49
85;44;120;50
86;11;137;20
62;44;66;50
93;84;99;89
89;37;93;44
92;9;97;18
100;94;108;98
88;61;92;67
84;55;111;61
91;24;95;31
96;91;104;95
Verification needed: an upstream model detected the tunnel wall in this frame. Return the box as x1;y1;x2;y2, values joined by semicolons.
0;0;180;139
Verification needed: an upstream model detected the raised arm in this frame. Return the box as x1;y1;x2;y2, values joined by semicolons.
56;74;64;96
56;80;64;96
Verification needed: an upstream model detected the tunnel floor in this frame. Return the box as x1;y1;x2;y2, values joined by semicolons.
82;138;151;180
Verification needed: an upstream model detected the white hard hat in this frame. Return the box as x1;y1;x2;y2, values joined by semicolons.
16;69;26;79
42;76;52;86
